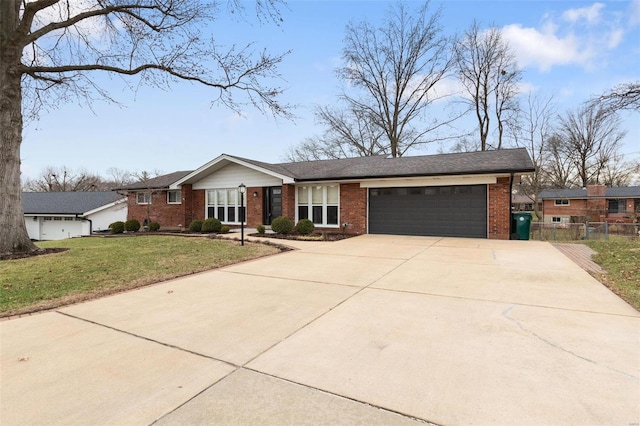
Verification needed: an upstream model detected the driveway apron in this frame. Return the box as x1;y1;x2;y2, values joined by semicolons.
1;235;638;425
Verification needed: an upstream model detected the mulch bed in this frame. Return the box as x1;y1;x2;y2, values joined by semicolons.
0;248;69;261
249;232;357;241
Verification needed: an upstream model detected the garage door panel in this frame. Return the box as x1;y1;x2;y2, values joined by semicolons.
369;185;487;238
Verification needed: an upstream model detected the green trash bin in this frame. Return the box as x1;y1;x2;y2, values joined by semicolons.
512;212;532;240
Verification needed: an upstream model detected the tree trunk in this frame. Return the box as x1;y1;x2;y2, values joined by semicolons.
1;1;39;255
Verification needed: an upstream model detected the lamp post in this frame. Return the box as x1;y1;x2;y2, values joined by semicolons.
238;183;246;246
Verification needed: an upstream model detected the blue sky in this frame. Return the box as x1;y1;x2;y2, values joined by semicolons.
21;0;640;180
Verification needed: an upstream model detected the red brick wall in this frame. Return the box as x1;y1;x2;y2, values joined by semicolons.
488;177;511;240
338;183;367;234
127;190;185;228
193;190;205;221
282;184;295;221
543;199;590;218
587;184;606;197
246;187;263;227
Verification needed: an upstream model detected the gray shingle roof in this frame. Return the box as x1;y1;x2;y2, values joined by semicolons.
22;191;126;215
539;186;640;199
234;148;534;181
119;171;193;190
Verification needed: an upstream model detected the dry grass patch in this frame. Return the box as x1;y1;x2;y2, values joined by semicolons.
0;236;281;317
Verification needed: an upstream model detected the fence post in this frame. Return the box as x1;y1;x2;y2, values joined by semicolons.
604;221;609;240
585;221;589;240
552;223;556;241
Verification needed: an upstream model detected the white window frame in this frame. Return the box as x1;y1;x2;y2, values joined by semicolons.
552;216;562;223
554;199;569;206
137;192;151;204
167;190;182;204
295;184;340;227
206;188;245;224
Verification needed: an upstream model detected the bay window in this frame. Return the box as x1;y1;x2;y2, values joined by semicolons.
206;189;245;223
297;184;339;226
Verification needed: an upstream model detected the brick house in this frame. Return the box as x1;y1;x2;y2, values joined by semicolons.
118;148;534;239
539;185;640;224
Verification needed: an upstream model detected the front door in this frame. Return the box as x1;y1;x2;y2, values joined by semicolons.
263;187;282;225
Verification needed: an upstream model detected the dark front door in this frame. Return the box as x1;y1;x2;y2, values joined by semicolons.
263;187;282;225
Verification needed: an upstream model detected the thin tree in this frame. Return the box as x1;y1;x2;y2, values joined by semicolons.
556;105;626;187
454;21;521;150
1;0;290;255
589;81;640;113
511;92;556;219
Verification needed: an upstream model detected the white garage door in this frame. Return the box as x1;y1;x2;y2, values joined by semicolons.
41;217;84;240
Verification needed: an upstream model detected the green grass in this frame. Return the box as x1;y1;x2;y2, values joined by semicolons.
0;236;281;317
586;239;640;310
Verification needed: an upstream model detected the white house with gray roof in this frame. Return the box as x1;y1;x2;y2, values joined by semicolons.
22;191;127;240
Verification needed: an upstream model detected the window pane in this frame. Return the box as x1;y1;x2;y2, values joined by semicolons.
217;207;225;220
327;185;339;204
207;191;215;205
217;190;226;204
208;207;215;218
228;189;237;205
299;187;309;205
327;206;338;225
227;207;236;222
312;206;323;224
298;206;308;220
312;186;323;204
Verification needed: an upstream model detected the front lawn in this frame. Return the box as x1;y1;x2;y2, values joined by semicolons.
586;239;640;311
0;236;282;317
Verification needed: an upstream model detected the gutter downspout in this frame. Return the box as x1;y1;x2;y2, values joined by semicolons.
77;214;92;234
509;173;514;239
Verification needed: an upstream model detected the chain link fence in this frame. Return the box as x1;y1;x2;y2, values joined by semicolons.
529;222;640;241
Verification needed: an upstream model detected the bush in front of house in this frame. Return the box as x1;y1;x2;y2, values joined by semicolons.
202;217;222;233
271;216;293;234
125;219;141;232
295;219;315;235
109;221;125;234
148;222;160;231
189;219;204;232
220;225;231;234
256;224;266;234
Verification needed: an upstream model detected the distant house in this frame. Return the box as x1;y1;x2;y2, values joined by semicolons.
118;149;535;239
22;191;128;240
512;194;542;213
539;185;640;224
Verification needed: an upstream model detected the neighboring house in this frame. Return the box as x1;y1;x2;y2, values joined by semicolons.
119;148;534;239
539;185;640;224
22;191;128;240
512;194;542;214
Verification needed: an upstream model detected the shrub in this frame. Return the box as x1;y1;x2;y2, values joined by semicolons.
295;219;315;235
189;219;204;232
256;224;266;234
125;219;141;232
202;217;222;233
109;221;125;234
271;216;293;234
220;225;231;234
148;222;160;231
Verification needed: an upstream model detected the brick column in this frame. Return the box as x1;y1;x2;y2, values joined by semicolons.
339;183;367;234
488;177;511;240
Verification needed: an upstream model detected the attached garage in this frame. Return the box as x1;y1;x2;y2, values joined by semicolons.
369;185;487;238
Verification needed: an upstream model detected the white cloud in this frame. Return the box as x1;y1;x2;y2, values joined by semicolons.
501;24;592;72
562;3;605;24
607;28;624;49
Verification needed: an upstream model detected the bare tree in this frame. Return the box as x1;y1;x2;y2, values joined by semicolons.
284;105;387;162
454;21;521;151
557;105;626;187
1;0;290;255
511;92;556;219
289;1;456;161
544;134;575;188
22;166;102;192
104;167;136;190
589;81;640;113
598;153;640;187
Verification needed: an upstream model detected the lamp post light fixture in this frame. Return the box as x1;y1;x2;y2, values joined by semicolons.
238;183;246;246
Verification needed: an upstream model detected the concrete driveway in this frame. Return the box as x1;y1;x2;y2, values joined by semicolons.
1;235;638;425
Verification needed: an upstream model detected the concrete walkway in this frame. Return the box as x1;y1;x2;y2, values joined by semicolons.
1;235;638;425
